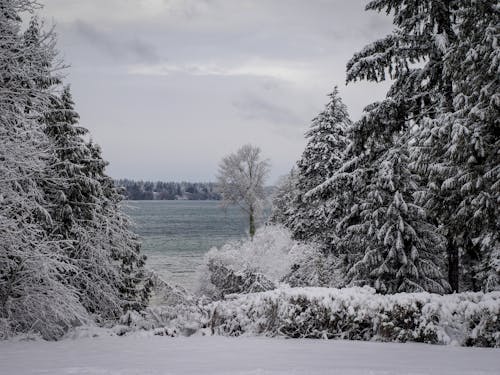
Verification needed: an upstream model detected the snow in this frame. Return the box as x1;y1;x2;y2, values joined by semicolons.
1;335;499;375
195;225;322;298
207;286;500;346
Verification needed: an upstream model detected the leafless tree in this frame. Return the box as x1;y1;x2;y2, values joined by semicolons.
216;144;269;238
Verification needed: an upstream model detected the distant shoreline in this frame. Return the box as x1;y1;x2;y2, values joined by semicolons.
115;179;221;201
123;198;221;201
116;180;274;201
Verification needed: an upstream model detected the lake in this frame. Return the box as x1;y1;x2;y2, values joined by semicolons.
122;200;253;290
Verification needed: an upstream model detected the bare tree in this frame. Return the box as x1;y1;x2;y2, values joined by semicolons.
216;144;270;238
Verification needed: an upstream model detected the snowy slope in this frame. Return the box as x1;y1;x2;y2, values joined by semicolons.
1;335;499;375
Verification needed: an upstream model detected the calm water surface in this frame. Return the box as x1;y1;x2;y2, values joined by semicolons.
123;201;251;289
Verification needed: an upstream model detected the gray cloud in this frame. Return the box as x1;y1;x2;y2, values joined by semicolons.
73;20;161;63
41;0;394;182
232;93;303;127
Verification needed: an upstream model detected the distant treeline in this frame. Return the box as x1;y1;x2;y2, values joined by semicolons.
115;179;221;200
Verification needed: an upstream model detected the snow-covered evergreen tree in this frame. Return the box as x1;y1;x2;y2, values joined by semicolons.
344;0;499;292
43;87;150;319
297;88;350;191
268;168;298;227
22;17;61;96
288;88;350;244
326;0;460;292
1;1;151;339
0;0;87;339
346;145;449;293
88;141;152;312
412;1;499;292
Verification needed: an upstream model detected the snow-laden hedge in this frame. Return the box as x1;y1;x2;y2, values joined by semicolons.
208;287;500;347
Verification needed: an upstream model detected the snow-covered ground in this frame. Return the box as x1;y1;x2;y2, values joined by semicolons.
1;335;499;375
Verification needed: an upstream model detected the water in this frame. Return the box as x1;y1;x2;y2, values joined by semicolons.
123;201;250;289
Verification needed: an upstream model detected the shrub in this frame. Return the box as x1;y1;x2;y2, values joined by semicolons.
207;286;500;347
195;225;328;299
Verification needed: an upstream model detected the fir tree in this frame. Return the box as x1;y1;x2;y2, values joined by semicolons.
412;1;499;291
346;145;449;293
268;168;299;227
288;87;350;244
0;0;87;339
88;141;151;311
43;87;150;318
344;0;499;292
331;0;458;292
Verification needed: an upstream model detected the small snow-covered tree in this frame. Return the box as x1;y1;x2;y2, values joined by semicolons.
216;144;269;238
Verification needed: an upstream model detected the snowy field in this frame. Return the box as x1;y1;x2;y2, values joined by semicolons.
1;336;499;375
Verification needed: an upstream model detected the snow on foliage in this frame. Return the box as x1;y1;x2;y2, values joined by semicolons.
208;286;500;347
114;276;207;338
1;0;150;340
111;282;500;348
0;0;89;340
345;0;499;293
273;88;350;246
216;144;270;238
194;225;330;299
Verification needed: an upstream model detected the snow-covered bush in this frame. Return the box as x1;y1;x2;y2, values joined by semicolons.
195;225;328;299
84;278;500;348
112;275;208;337
207;287;500;347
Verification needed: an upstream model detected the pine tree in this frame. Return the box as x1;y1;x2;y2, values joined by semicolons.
346;145;448;293
330;0;458;292
43;87;150;319
0;0;87;339
88;141;151;311
1;0;150;338
343;0;500;292
288;87;350;244
412;1;499;292
269;168;299;227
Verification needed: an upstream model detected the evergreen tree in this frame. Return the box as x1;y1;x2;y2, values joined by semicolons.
346;145;448;293
88;141;152;311
1;0;150;339
412;1;499;291
0;0;87;339
344;0;499;292
327;0;457;292
269;168;299;226
43;87;150;319
288;88;350;244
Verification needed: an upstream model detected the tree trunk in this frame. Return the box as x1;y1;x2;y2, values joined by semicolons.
249;208;256;240
447;240;459;292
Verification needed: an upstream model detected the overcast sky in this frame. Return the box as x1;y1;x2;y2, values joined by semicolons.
40;0;393;184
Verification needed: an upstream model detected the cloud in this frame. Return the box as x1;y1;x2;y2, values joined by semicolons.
128;59;317;87
40;0;394;181
73;20;161;63
232;93;302;127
